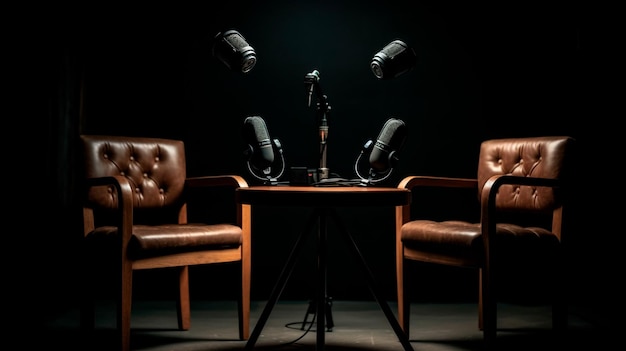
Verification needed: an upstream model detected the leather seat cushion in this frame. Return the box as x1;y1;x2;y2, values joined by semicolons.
86;223;242;258
401;220;559;260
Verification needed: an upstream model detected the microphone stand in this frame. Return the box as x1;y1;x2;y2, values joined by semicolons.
305;70;332;181
316;94;331;180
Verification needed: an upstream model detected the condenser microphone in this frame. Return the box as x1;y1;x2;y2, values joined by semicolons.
212;29;257;73
369;118;407;173
370;40;416;80
243;116;274;170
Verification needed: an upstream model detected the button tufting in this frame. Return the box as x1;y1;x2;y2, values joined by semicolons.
143;173;148;177
155;156;160;162
135;188;140;193
130;156;134;161
120;171;125;176
159;189;164;194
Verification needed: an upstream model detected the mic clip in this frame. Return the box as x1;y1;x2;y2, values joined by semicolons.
362;139;374;153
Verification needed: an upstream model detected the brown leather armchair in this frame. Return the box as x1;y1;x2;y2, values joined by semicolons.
79;135;251;351
395;136;575;348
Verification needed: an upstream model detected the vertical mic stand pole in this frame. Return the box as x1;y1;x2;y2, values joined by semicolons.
305;70;331;181
316;96;330;180
313;95;334;332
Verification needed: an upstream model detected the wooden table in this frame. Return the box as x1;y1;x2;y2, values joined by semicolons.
237;185;413;351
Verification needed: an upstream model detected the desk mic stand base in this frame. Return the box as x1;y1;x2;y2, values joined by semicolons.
317;167;329;181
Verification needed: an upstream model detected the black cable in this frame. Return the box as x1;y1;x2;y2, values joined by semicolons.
275;312;317;347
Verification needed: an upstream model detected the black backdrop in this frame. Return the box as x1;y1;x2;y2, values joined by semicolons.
23;1;617;328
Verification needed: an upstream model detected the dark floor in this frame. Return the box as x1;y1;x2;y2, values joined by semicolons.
40;299;608;351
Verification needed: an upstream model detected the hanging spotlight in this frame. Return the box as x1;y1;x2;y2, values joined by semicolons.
370;39;416;79
212;29;257;73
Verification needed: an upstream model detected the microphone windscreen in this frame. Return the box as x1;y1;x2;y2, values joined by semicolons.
370;40;416;79
369;118;407;172
243;116;274;169
212;30;257;73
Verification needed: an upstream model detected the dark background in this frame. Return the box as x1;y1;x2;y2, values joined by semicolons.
16;1;617;329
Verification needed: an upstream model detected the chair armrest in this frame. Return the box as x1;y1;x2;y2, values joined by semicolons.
184;175;250;228
398;175;478;190
84;175;135;209
186;175;249;189
480;174;560;215
396;175;479;226
83;175;134;243
480;174;561;246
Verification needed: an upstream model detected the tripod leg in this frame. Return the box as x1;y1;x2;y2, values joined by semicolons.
301;300;316;330
316;210;327;351
245;210;319;351
328;209;414;351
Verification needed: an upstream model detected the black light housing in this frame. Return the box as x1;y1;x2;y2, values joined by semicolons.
370;39;416;80
212;30;257;73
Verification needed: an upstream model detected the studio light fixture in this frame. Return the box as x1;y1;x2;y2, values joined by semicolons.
212;29;257;73
370;39;417;80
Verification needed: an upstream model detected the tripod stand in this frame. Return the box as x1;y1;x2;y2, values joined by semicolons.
239;186;414;351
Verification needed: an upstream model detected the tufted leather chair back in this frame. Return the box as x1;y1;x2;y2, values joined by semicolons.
81;135;186;216
477;136;574;213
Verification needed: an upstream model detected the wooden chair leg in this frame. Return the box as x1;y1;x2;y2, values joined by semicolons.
478;270;483;330
397;256;410;337
80;250;96;331
177;266;191;330
480;267;496;349
552;254;567;332
80;275;96;331
80;285;95;351
119;263;133;351
239;257;251;340
239;203;252;340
